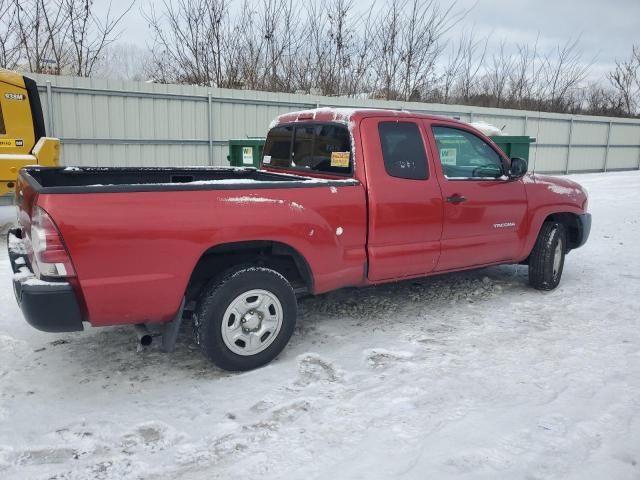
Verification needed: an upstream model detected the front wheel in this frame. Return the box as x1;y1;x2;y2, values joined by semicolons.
528;222;566;290
193;266;297;371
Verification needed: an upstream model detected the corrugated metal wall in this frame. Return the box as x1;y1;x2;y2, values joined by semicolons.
31;73;640;173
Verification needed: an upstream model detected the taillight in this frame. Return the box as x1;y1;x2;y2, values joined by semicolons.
31;206;76;278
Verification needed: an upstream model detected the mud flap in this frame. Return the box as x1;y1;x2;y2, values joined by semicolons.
161;297;186;353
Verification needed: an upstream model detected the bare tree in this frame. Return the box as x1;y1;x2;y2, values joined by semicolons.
581;82;625;116
138;0;634;117
455;29;488;102
480;41;513;106
145;0;230;86
323;0;353;96
302;0;358;96
437;36;465;103
539;37;591;111
399;0;455;101
9;0;130;76
370;0;460;101
64;0;134;77
275;0;302;92
93;42;150;80
507;39;540;108
371;0;403;99
14;0;60;73
0;1;20;69
258;0;299;91
609;44;640;115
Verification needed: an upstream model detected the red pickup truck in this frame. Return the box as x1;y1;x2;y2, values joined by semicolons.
7;108;591;371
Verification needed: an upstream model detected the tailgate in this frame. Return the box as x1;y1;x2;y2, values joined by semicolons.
13;168;39;229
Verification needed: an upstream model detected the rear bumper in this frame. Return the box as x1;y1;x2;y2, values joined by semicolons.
7;228;84;333
575;213;592;249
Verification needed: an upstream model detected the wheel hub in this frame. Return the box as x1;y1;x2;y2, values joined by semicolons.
221;289;284;356
241;310;262;332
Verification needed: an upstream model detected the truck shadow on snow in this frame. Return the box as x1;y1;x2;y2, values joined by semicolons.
45;264;531;379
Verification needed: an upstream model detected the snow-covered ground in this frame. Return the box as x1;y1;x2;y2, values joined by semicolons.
0;205;16;235
1;171;639;480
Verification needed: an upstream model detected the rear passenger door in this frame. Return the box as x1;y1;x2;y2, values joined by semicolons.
361;118;444;281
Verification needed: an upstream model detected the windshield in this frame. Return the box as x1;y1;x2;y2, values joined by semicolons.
262;123;352;175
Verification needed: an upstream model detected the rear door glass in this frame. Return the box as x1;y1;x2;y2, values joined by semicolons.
378;121;428;180
263;123;352;175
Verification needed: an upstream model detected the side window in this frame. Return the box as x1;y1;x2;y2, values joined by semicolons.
378;122;428;180
0;102;5;135
432;126;504;179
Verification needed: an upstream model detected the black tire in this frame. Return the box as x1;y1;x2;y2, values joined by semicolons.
528;222;566;290
193;266;297;371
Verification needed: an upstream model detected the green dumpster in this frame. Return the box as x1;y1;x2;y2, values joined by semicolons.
489;136;535;161
227;139;266;168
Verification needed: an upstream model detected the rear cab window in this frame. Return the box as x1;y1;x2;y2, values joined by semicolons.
262;123;352;175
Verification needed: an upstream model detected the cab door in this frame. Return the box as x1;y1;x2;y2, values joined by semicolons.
425;122;528;271
361;117;444;281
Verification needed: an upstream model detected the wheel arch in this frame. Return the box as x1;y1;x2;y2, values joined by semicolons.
520;208;585;263
184;240;315;303
543;212;583;251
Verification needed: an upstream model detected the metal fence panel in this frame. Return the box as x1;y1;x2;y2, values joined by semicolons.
572;122;608;145
28;73;640;173
611;123;640;145
532;145;567;173
608;146;640;170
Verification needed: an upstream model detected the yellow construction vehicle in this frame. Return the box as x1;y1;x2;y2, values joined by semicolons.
0;69;59;205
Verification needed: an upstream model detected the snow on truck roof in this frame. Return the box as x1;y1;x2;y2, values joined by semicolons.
270;107;458;128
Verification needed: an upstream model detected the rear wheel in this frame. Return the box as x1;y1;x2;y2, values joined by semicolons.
193;266;297;371
528;222;566;290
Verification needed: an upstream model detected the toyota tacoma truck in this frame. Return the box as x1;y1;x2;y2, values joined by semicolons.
7;108;591;371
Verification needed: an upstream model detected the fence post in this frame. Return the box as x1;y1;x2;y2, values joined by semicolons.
565;118;574;174
207;92;213;166
45;80;55;136
637;128;640;170
523;113;528;135
603;121;612;172
469;111;474;123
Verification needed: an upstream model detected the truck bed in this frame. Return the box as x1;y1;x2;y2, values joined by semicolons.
20;166;356;194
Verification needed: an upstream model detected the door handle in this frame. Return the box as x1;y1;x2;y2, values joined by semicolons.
446;194;467;204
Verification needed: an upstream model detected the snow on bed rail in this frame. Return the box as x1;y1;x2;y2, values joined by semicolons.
78;176;358;188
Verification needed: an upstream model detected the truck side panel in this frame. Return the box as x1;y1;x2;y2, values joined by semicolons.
37;185;367;326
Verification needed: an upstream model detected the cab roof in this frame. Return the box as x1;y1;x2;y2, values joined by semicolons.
272;107;463;128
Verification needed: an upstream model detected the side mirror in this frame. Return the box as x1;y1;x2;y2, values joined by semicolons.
509;157;528;178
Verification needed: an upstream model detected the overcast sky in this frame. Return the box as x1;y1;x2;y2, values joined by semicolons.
106;0;640;82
